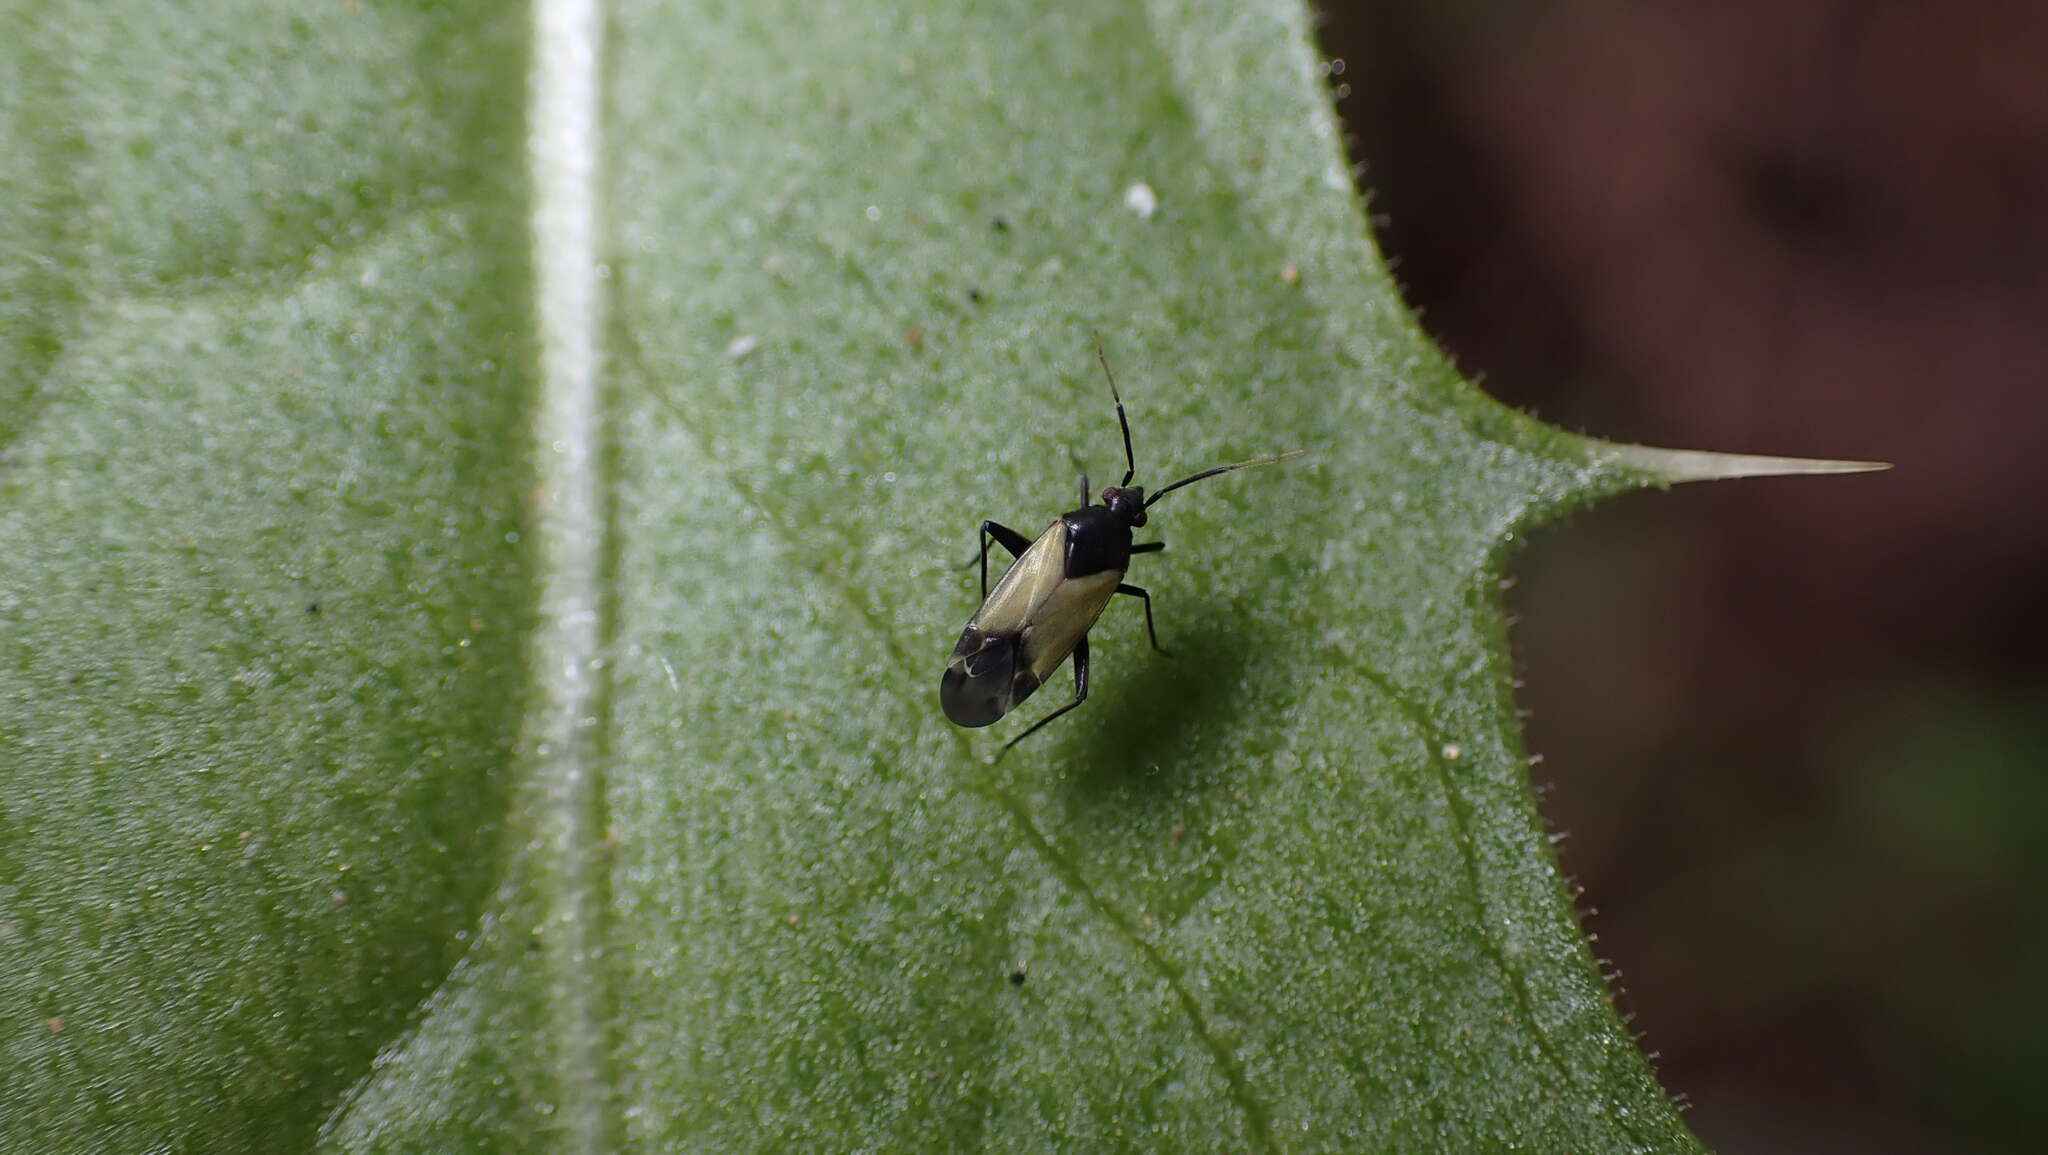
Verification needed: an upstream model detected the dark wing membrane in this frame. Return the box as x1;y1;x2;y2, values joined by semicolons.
941;626;1037;726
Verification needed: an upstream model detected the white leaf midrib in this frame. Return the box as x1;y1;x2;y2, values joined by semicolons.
527;0;612;1147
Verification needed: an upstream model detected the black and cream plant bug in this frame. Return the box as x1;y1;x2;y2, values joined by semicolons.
940;342;1301;753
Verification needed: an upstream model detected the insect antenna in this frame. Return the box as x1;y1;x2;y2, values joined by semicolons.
1144;450;1304;508
1093;335;1138;486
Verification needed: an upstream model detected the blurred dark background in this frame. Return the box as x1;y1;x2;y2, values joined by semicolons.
1315;1;2048;1151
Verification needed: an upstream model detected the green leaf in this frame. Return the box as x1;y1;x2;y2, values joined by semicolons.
3;0;1876;1149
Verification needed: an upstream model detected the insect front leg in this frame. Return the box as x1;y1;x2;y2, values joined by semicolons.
999;638;1089;755
1066;447;1090;509
1116;583;1172;658
976;520;1032;600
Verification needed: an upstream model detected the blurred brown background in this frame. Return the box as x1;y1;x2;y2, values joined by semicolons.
1316;1;2048;1151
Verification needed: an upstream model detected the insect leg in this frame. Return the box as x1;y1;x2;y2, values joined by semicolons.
1129;541;1165;555
977;520;1032;599
1000;638;1089;754
1116;583;1172;657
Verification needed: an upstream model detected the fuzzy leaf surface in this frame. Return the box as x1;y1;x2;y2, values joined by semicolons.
0;0;1706;1150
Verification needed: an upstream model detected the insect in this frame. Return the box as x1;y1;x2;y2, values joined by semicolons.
940;342;1300;753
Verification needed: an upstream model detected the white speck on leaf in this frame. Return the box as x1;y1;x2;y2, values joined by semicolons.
1123;182;1158;219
